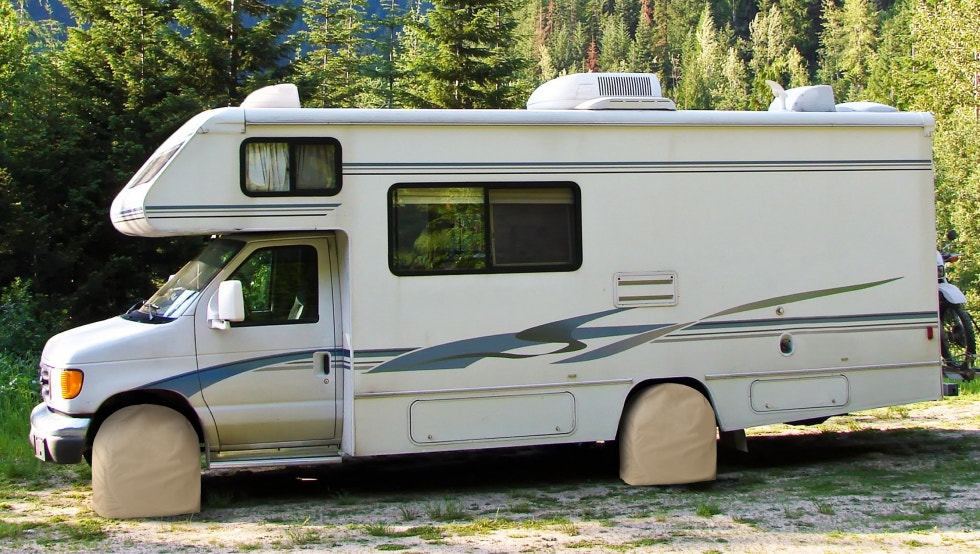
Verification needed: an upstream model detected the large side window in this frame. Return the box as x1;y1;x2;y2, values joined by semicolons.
228;245;319;325
389;183;581;275
242;139;341;196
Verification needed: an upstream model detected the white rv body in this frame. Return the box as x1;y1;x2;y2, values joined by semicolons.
33;74;941;479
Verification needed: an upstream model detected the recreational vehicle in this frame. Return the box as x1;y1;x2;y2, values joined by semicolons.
31;73;942;498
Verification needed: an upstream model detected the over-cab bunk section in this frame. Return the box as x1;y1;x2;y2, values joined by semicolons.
110;73;924;238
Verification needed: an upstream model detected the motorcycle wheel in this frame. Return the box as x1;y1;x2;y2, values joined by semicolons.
941;303;976;381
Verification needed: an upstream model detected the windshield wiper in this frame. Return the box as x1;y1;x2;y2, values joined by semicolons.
124;299;160;319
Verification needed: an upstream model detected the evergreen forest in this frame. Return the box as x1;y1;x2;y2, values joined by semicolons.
1;0;980;355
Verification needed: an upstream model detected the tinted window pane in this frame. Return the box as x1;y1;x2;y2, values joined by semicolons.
491;203;574;266
229;245;319;325
295;143;337;190
390;184;580;275
392;188;485;272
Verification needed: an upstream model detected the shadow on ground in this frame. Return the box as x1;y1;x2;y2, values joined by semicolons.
199;425;980;509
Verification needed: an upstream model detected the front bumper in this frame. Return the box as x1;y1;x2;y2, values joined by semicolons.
29;403;90;464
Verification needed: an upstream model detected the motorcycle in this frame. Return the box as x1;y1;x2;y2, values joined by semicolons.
938;229;976;381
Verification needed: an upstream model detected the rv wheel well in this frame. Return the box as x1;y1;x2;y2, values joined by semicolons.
617;378;716;440
84;390;204;463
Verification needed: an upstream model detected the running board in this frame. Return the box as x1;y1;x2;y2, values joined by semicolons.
208;446;342;470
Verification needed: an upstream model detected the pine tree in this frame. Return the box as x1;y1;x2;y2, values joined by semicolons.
0;3;47;290
294;0;376;108
9;0;206;320
713;46;750;110
748;3;809;109
169;0;299;106
628;0;659;73
675;5;721;109
585;37;599;71
778;0;821;70
865;0;921;109
818;0;877;101
369;0;410;108
400;0;527;108
659;0;705;91
598;13;630;71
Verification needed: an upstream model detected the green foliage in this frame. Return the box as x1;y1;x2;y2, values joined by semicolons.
294;0;379;108
0;351;44;483
0;279;68;356
168;0;300;104
817;0;879;102
748;3;809;109
398;0;528;108
912;0;980;310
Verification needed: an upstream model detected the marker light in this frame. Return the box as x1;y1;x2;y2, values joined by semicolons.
59;369;84;400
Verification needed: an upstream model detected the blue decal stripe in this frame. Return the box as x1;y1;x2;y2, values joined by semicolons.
345;159;930;176
687;311;935;332
143;204;341;219
139;348;352;394
365;278;913;372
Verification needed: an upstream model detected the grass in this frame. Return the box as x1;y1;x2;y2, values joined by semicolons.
425;500;468;522
957;377;980;395
695;503;722;517
0;353;46;484
361;524;443;540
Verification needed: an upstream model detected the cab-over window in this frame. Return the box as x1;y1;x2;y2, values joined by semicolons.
241;138;341;196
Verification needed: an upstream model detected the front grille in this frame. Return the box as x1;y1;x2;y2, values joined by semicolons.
598;75;653;97
38;363;50;402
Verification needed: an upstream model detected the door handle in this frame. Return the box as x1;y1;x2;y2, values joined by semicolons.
314;351;331;375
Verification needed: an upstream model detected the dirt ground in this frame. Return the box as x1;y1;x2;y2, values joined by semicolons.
3;396;980;553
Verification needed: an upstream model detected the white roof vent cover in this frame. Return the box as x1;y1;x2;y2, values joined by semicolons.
527;73;676;111
241;83;301;108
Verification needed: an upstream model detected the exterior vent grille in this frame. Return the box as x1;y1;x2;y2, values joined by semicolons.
598;75;653;97
614;271;677;308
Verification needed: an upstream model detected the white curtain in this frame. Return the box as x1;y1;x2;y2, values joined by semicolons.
245;143;289;192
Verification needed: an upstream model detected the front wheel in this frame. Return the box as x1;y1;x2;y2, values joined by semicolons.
941;303;976;381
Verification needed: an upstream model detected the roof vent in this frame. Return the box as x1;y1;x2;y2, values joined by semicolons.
241;83;301;109
527;73;676;111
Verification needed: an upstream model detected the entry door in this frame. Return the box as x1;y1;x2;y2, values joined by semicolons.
196;236;341;449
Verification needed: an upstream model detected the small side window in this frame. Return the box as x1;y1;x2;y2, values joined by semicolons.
242;139;341;196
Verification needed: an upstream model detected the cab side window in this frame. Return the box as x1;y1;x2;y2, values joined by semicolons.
228;245;319;325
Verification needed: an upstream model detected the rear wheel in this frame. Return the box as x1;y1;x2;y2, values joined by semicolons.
941;303;976;381
619;383;717;485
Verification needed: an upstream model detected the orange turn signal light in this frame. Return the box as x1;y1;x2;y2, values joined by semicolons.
59;369;84;400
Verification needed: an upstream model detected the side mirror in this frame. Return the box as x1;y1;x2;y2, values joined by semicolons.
947;229;958;241
207;280;245;330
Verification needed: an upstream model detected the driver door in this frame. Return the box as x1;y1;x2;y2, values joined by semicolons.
195;236;341;450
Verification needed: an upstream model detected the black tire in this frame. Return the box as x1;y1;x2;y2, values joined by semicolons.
941;303;976;381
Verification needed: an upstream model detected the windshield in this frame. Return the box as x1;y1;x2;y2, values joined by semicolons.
125;239;244;322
